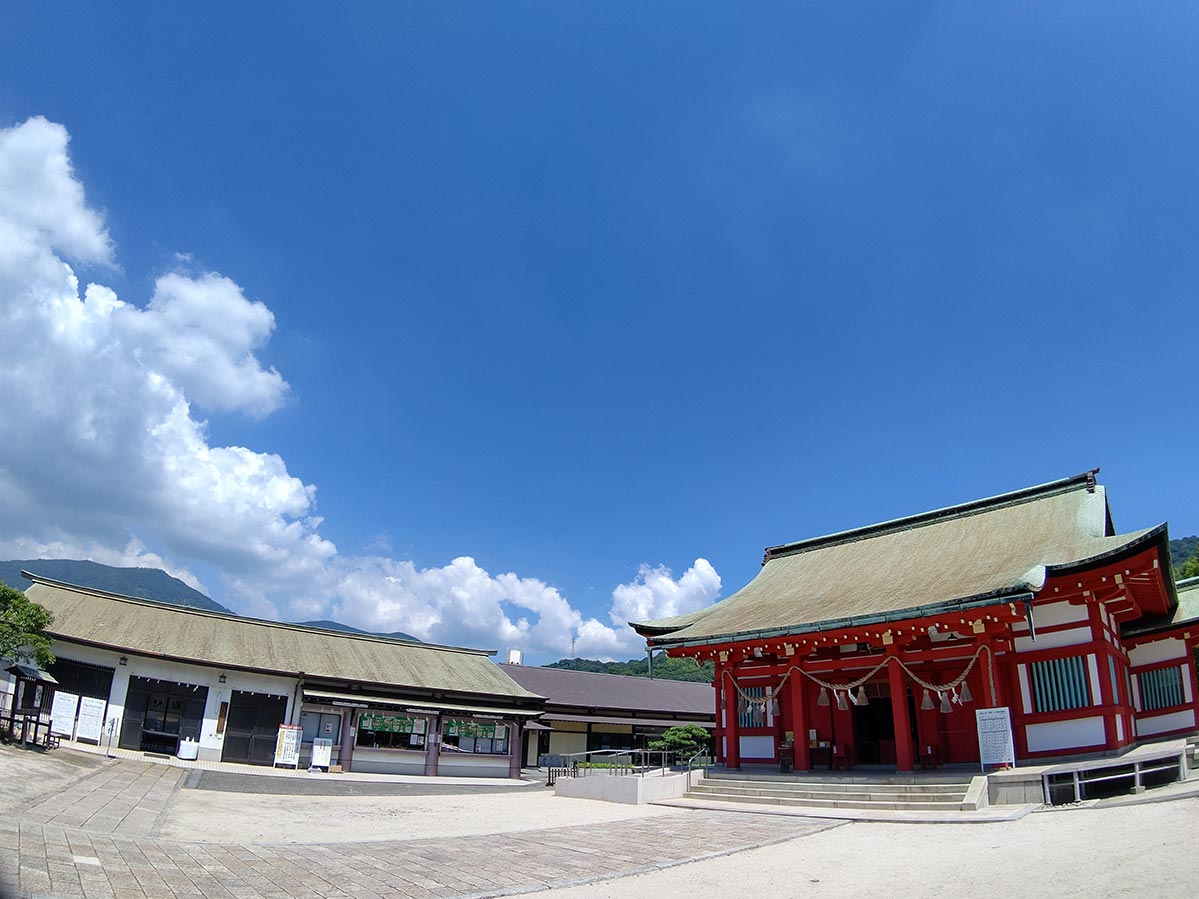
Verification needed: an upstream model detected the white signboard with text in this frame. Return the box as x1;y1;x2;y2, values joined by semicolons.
311;738;333;770
274;724;303;768
975;706;1015;771
75;696;107;743
49;691;80;737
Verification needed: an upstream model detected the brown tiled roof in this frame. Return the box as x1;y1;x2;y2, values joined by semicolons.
634;473;1169;646
27;576;541;702
498;663;713;717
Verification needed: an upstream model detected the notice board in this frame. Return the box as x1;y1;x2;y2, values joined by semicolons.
274;724;303;768
975;706;1015;770
49;691;80;738
311;738;333;769
76;696;107;743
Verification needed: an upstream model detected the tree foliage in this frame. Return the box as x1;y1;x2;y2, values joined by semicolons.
647;724;711;759
544;653;714;683
0;583;55;670
1176;549;1199;582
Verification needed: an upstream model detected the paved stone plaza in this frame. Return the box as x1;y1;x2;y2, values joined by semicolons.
0;747;841;898
3;744;1198;899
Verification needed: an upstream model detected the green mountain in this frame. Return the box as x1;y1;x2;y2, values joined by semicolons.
546;653;714;683
1169;536;1198;570
293;619;420;643
1;561;422;642
0;559;231;613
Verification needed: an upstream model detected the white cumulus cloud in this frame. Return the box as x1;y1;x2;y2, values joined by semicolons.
0;115;723;665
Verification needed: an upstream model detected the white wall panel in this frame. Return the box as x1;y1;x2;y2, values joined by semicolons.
1024;716;1105;753
1135;709;1196;737
1128;638;1187;667
739;735;775;759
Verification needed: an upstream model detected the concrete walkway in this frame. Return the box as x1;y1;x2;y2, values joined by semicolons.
0;749;844;898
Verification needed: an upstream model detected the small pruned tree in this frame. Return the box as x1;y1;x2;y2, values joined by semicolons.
647;723;711;762
0;583;54;670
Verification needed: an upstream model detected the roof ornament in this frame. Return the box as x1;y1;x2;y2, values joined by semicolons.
1086;468;1098;493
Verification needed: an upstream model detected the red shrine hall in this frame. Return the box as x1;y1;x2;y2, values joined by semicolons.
632;472;1199;772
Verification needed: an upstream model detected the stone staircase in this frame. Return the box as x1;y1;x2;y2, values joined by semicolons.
684;768;986;812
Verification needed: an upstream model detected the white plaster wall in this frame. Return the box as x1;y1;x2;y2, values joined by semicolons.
1013;626;1093;653
739;735;774;759
1027;601;1091;628
52;640;297;760
349;748;427;775
548;731;587;756
1128;638;1188;667
1135;709;1196;738
1024;716;1105;753
1087;655;1102;706
554;770;696;804
1017;665;1033;714
436;753;510;777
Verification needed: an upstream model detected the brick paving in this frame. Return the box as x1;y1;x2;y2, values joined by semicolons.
0;753;844;899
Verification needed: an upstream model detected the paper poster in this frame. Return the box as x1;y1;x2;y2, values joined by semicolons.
975;707;1015;770
274;724;303;767
311;737;333;769
50;691;80;737
75;696;107;743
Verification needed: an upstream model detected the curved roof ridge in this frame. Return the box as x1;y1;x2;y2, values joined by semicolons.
764;469;1100;563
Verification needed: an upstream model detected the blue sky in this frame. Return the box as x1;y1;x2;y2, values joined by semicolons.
1;4;1197;663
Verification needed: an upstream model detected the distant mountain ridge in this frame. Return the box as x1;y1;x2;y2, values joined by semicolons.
293;619;420;643
1169;536;1198;570
0;559;231;613
0;559;421;642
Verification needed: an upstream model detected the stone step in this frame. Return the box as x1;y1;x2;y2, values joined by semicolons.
700;777;972;795
706;769;973;783
705;776;968;786
687;783;968;803
682;790;975;812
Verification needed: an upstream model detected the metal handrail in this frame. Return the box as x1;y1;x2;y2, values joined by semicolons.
558;748;680;777
686;750;712;776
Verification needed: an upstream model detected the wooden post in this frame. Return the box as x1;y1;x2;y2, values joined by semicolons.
788;668;810;771
723;667;741;769
887;654;915;772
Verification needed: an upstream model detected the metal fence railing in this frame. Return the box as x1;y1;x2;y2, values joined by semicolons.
544;748;711;786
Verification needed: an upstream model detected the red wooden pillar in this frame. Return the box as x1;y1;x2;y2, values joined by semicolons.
723;666;741;769
787;668;810;771
712;662;725;764
887;654;914;772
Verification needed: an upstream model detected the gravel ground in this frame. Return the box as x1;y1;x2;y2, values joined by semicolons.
160;778;676;843
0;742;105;813
539;798;1199;898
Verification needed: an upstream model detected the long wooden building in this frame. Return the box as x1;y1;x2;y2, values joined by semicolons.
632;472;1199;771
